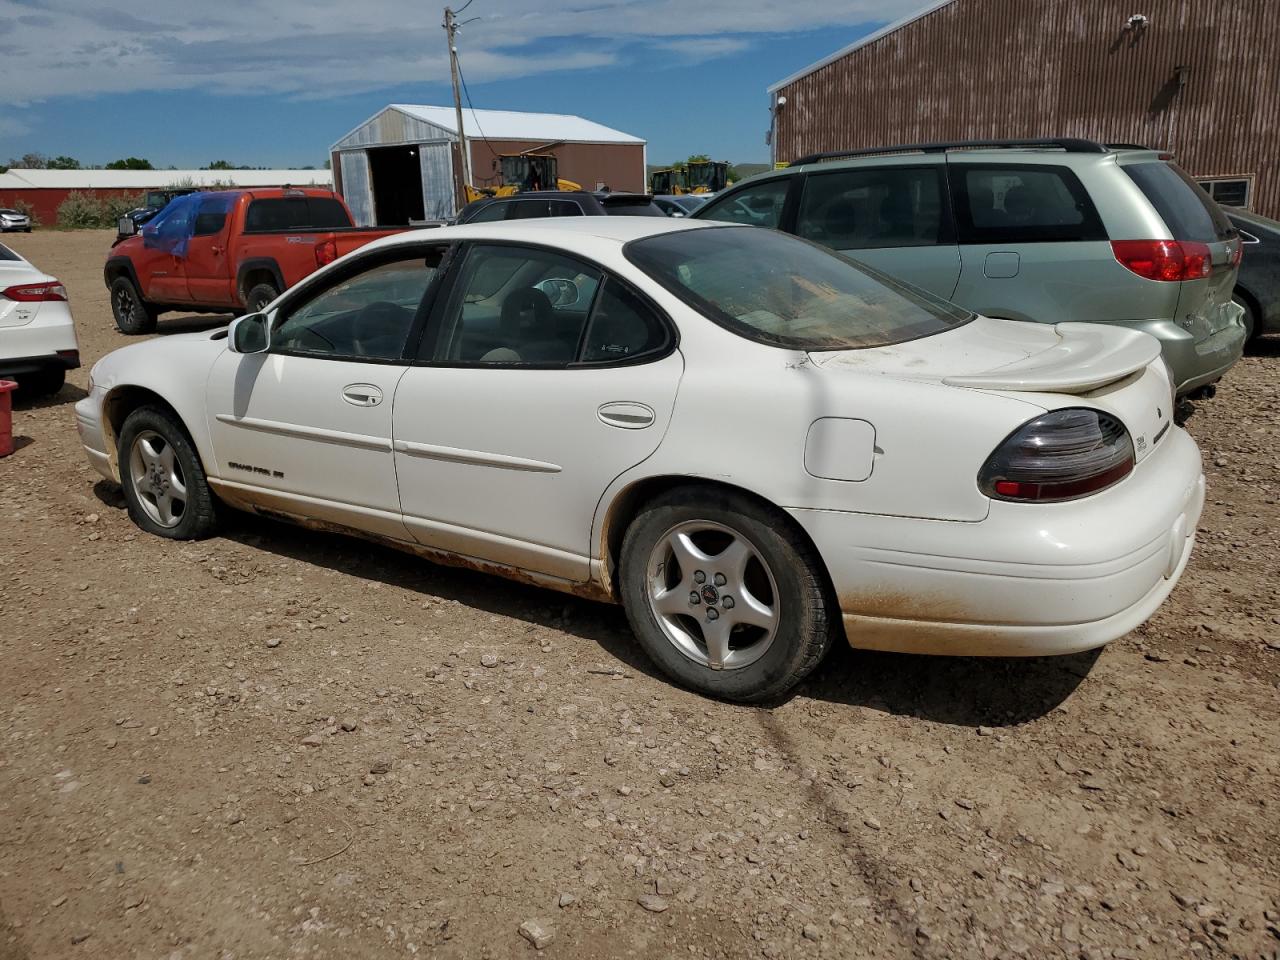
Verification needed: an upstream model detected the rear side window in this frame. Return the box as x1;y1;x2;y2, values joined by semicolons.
601;199;666;217
951;165;1106;243
548;200;585;217
580;279;670;362
797;166;947;250
698;179;791;228
1125;162;1236;242
245;197;352;232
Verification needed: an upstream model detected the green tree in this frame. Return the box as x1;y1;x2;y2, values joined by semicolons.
5;152;47;169
206;160;234;170
47;155;81;169
106;157;154;170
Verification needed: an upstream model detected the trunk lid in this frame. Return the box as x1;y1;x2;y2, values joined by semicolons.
809;316;1174;463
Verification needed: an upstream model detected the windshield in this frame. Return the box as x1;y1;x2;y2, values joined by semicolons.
626;226;972;350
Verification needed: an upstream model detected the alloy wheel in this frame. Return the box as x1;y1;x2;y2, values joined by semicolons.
645;520;780;670
128;430;188;528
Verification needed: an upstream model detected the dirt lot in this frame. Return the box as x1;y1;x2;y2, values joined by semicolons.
1;228;1277;960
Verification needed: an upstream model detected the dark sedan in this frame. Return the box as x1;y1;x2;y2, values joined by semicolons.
1227;209;1280;342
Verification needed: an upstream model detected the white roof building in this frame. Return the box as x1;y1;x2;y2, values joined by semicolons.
0;168;332;190
330;104;647;225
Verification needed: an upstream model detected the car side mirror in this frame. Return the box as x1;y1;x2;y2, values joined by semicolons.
117;217;137;237
228;313;270;354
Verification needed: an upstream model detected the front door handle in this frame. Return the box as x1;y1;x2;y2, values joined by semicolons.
598;401;655;429
342;383;383;407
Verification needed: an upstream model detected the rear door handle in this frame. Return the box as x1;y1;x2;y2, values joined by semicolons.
342;384;383;407
598;401;655;429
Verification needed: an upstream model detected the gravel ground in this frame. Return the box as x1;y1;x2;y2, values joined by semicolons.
1;229;1278;960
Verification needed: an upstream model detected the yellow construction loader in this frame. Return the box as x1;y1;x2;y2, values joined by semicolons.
464;153;581;203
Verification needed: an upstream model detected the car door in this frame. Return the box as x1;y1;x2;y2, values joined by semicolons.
392;241;683;582
946;162;1110;321
139;197;198;302
183;194;235;306
792;162;962;300
205;244;448;540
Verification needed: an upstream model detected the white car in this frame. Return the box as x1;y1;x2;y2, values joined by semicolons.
1;242;79;395
75;219;1204;701
1;208;33;233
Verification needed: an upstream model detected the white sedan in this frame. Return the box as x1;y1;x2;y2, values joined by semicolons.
1;241;80;395
76;219;1204;701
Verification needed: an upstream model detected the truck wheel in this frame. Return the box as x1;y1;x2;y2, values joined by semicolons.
245;283;280;314
111;276;158;335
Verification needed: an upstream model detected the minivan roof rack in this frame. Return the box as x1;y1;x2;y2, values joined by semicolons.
790;138;1109;166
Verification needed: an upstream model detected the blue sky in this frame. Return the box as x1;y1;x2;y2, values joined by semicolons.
0;0;922;168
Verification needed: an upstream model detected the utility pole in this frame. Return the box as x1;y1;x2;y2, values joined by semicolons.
443;5;473;190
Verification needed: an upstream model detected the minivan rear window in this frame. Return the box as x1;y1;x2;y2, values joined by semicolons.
1123;161;1236;243
244;197;352;232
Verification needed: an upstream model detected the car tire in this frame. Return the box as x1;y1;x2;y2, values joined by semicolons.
1232;293;1257;343
118;405;218;540
111;276;158;335
619;486;836;703
17;368;65;398
245;282;280;314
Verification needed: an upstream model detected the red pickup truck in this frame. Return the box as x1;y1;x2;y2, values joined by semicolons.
104;188;402;334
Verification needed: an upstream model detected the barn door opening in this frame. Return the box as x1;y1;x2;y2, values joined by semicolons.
369;145;426;226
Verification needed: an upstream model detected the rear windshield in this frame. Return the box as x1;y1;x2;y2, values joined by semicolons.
244;197;352;232
626;226;971;351
0;243;20;261
1124;161;1235;243
602;199;666;217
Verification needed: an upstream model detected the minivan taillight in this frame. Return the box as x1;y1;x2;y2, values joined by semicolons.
1111;240;1211;282
979;408;1135;503
314;239;338;267
2;280;67;302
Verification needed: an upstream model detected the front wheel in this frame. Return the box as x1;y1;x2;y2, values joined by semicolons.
619;487;836;702
111;276;158;335
118;406;218;540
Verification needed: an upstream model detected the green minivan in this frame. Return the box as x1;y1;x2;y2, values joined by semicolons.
693;139;1246;401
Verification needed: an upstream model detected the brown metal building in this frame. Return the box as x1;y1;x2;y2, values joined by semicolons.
330;104;646;225
768;0;1280;218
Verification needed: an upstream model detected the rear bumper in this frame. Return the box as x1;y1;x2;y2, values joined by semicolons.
788;426;1205;657
1111;315;1246;397
0;350;80;377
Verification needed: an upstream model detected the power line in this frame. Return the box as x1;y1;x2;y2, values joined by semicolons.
456;53;500;166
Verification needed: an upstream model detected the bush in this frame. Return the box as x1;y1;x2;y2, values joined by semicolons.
12;199;40;227
56;191;106;229
55;191;146;229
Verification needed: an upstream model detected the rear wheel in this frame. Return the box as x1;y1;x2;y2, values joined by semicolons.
245;282;280;314
118;406;218;540
619;487;836;702
16;368;64;398
111;276;158;335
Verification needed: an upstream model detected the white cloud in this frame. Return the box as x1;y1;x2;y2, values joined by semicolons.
0;0;924;104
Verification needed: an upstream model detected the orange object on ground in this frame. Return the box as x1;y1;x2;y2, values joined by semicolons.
0;379;17;457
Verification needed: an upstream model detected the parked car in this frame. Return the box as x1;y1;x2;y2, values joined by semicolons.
105;188;401;334
115;188;199;241
1224;208;1280;342
1;242;79;396
77;218;1203;702
454;190;665;224
653;194;710;218
694;139;1246;401
0;208;32;233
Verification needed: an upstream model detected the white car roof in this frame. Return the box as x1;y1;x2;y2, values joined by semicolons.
361;216;730;257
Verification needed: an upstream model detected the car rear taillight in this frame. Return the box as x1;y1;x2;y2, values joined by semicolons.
2;280;68;301
314;239;338;267
1111;240;1211;281
979;408;1135;503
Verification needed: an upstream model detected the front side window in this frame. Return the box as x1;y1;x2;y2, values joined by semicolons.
193;194;233;237
627;226;970;351
952;165;1106;243
797;166;945;250
272;250;443;361
464;201;510;224
433;244;603;364
697;179;791;228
